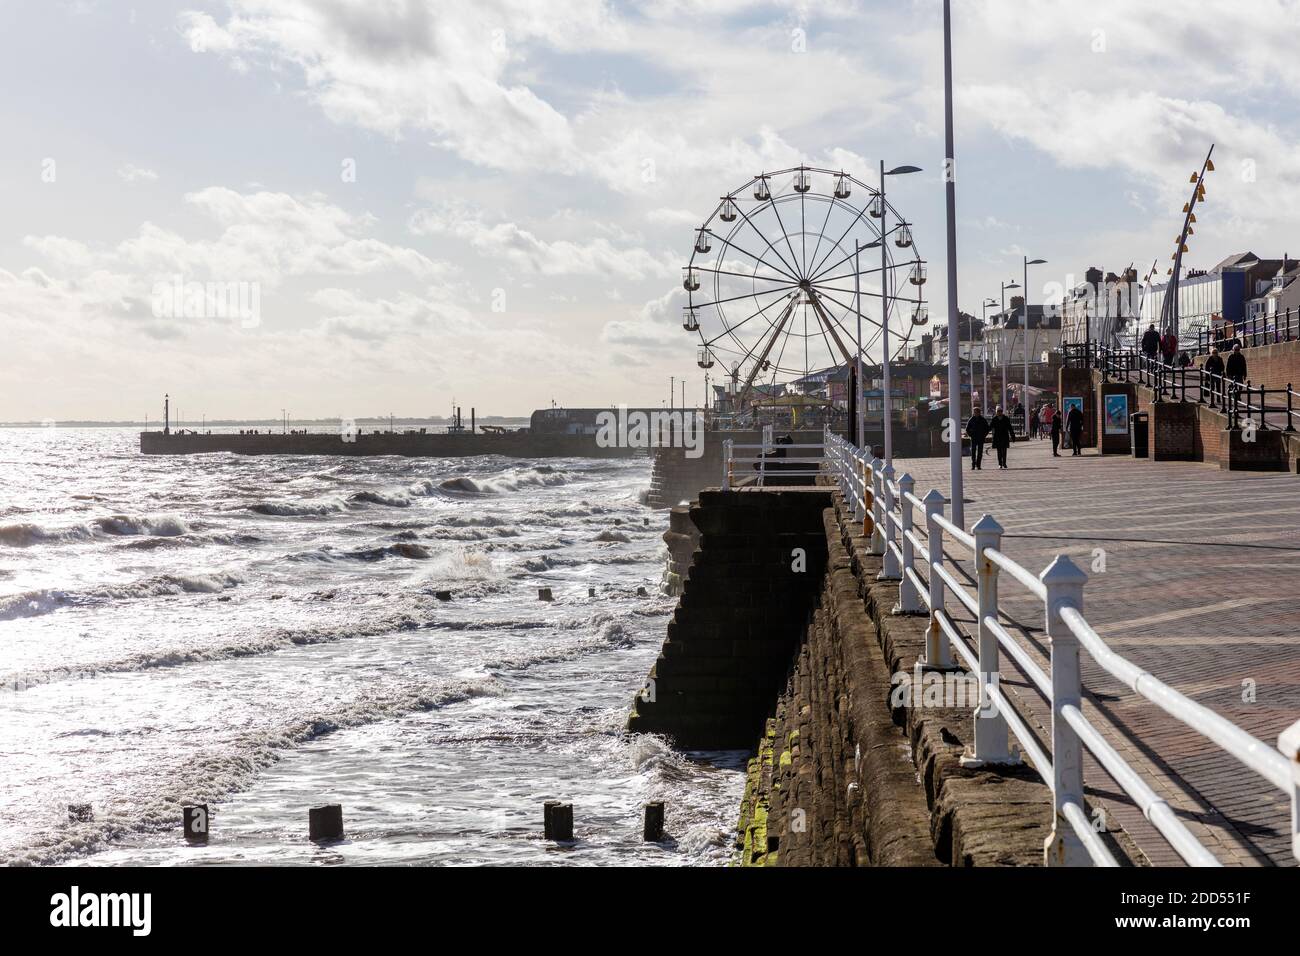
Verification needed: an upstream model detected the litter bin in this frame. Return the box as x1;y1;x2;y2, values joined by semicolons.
1130;411;1149;458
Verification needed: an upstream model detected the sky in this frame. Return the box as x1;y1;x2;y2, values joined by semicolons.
4;0;1300;421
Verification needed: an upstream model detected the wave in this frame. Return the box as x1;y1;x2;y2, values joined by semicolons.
248;499;347;517
348;490;411;508
89;572;243;600
0;514;192;547
431;468;578;496
0;589;74;620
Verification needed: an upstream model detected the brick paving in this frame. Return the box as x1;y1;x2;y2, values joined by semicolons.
887;437;1300;866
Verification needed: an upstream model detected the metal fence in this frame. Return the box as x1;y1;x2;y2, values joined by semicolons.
720;425;827;489
823;431;1300;866
1065;342;1300;433
1193;308;1300;356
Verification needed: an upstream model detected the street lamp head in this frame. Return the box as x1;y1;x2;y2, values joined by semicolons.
1004;281;1020;290
1028;258;1047;266
863;239;882;249
885;165;922;176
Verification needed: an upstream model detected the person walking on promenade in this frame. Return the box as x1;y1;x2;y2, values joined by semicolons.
1226;343;1247;384
1141;323;1161;366
965;409;990;470
1066;402;1085;456
1048;404;1062;456
1029;405;1040;440
990;406;1014;469
1160;327;1179;367
1204;347;1226;405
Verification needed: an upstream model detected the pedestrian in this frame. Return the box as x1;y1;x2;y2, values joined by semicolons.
1141;323;1160;365
1066;402;1084;456
1204;346;1225;405
965;409;989;470
1049;404;1062;457
1225;343;1247;384
990;405;1014;469
1029;405;1040;440
1178;350;1192;369
1160;327;1178;367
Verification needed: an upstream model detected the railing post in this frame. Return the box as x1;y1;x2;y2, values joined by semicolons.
868;457;885;556
1288;385;1295;433
722;438;733;491
1278;719;1300;863
1041;555;1090;867
895;474;920;613
878;464;900;580
963;514;1018;766
922;489;951;668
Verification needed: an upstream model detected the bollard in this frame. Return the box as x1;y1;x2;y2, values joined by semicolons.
68;803;93;823
183;804;210;844
435;590;452;601
643;801;665;842
543;800;562;839
547;802;573;841
309;804;344;842
538;587;553;601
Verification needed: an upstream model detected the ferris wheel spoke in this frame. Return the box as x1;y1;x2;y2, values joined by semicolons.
690;283;800;311
709;232;800;283
704;290;796;349
765;198;805;280
732;205;802;280
691;264;798;284
809;221;913;286
806;198;836;283
805;197;876;279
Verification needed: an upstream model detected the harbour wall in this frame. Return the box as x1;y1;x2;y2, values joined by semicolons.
139;431;638;458
629;484;1142;867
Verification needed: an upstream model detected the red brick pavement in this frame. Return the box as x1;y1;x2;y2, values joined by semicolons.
889;436;1300;866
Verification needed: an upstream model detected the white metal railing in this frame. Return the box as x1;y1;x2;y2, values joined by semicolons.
824;431;1300;867
720;425;827;489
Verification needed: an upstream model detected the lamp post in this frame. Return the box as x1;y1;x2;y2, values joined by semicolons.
854;239;864;449
1022;256;1047;434
981;297;997;413
1000;280;1020;410
942;0;963;527
863;162;921;465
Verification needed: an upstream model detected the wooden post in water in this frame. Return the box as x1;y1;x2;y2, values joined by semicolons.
309;804;344;842
538;587;553;601
643;801;665;842
183;804;209;844
547;802;573;841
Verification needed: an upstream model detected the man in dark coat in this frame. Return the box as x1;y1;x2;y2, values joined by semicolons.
1225;344;1247;383
1203;347;1225;405
1049;404;1063;456
1066;403;1085;456
965;410;990;470
989;407;1014;469
1140;323;1160;363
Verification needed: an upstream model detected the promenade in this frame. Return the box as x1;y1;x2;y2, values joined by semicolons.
892;436;1300;866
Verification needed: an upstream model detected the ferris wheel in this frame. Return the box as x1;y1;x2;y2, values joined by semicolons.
682;165;928;412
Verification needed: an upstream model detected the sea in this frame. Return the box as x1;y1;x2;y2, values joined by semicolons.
0;427;745;866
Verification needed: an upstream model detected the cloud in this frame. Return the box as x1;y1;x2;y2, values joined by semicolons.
117;163;158;183
409;203;677;280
